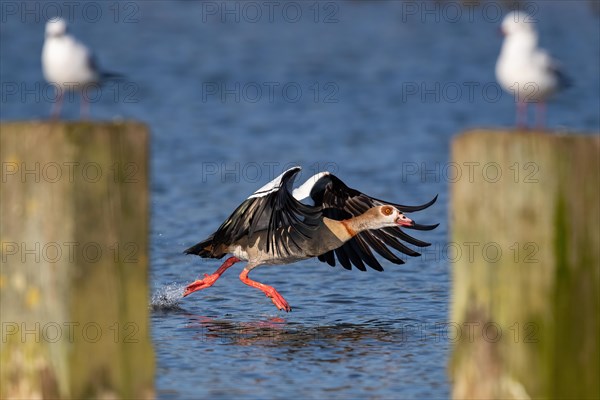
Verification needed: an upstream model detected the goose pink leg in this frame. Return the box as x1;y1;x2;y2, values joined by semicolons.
239;269;291;312
183;256;240;297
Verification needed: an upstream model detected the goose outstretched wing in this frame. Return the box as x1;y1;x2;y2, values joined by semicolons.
305;173;438;271
185;167;321;258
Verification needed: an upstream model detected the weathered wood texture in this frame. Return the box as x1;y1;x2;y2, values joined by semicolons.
450;130;599;399
1;121;154;399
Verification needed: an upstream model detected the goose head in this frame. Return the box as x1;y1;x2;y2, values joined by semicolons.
365;205;414;229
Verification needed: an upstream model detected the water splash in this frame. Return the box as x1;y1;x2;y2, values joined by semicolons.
151;283;185;311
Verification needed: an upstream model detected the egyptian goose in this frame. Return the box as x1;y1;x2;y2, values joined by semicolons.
42;18;123;119
183;167;438;311
496;11;570;129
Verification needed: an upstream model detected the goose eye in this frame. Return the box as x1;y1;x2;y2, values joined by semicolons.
382;206;393;216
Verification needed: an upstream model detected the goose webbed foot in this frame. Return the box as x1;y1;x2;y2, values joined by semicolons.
239;269;292;312
263;287;292;312
183;273;220;297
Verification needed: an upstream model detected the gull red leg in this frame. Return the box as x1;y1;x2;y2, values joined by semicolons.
183;256;240;297
516;101;528;129
239;268;291;312
535;102;546;131
51;90;64;119
80;91;90;120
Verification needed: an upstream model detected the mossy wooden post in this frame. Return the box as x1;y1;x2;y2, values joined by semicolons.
1;121;154;399
450;130;599;399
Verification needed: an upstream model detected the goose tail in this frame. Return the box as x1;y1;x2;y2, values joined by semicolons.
184;235;218;258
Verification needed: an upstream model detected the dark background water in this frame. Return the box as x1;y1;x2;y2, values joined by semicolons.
1;1;599;398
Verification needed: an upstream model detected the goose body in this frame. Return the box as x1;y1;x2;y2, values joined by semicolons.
495;11;570;128
42;18;122;118
183;167;438;311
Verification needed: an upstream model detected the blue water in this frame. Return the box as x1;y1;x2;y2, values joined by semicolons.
2;1;599;398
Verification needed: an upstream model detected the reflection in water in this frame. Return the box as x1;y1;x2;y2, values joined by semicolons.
150;309;444;398
180;313;424;349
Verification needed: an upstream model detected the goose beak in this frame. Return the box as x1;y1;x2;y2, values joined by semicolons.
396;214;414;227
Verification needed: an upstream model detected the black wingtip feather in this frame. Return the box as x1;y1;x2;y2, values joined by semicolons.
408;222;440;231
393;194;438;213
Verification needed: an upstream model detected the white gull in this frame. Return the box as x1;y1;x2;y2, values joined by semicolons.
495;11;570;129
42;18;123;119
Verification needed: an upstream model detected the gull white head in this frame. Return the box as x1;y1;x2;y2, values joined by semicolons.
46;17;67;38
501;11;536;36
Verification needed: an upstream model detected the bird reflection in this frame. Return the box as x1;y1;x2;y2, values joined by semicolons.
180;314;418;348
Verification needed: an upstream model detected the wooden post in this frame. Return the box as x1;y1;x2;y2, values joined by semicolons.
1;121;154;399
450;130;599;398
